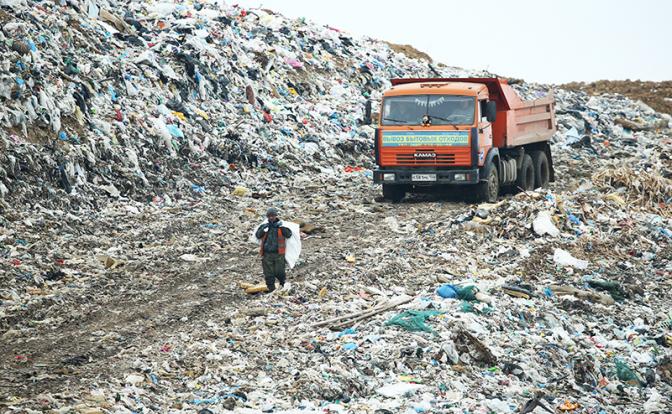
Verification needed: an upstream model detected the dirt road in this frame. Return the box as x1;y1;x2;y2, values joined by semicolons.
0;179;469;400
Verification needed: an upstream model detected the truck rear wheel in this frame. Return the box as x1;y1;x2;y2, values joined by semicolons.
531;150;550;188
516;154;535;191
476;163;499;203
382;184;406;202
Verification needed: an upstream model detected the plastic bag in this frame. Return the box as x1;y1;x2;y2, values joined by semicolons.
615;359;642;386
437;284;477;301
283;221;301;269
533;211;560;237
553;248;589;269
250;220;302;269
385;310;441;333
376;382;425;398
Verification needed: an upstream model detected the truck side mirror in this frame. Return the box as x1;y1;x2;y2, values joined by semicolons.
363;100;372;125
485;101;497;122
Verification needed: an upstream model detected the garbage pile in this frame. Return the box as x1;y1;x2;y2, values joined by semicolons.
561;80;672;116
0;0;482;209
1;1;672;414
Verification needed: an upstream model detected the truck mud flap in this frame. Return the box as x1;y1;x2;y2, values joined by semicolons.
374;128;380;165
470;127;478;168
545;144;555;182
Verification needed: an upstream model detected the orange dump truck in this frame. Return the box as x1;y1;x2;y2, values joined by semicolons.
371;78;556;202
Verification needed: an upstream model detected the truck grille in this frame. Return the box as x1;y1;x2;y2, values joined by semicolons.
379;147;471;167
395;153;456;165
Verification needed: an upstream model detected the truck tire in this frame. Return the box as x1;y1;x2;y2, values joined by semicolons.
382;184;405;202
515;154;535;191
476;162;499;203
530;150;550;188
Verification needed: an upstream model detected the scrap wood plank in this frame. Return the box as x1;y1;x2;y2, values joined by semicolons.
238;281;269;294
311;295;413;329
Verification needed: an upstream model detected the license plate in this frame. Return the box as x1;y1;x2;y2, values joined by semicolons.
412;174;437;182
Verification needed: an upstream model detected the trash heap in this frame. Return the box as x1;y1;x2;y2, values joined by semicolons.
0;0;484;209
1;1;672;414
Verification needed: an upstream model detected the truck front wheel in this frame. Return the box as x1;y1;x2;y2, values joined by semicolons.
382;184;406;202
476;163;499;203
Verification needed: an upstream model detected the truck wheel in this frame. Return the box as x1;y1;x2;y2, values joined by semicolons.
530;150;550;188
383;184;405;202
515;154;535;191
476;163;499;203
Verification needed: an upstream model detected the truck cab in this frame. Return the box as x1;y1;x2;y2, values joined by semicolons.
372;78;556;202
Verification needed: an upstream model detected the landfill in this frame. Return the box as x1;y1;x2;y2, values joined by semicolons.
1;1;671;413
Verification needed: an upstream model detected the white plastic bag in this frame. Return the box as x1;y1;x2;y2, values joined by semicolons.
533;211;559;237
250;220;302;269
283;221;301;269
553;248;588;269
376;382;425;398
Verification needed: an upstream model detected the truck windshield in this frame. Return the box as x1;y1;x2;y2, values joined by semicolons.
382;95;475;126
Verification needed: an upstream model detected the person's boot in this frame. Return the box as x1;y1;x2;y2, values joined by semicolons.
264;275;275;293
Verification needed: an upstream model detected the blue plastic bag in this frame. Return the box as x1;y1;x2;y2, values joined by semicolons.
437;284;458;299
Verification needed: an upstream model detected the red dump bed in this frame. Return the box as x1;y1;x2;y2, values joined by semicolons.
389;78;556;148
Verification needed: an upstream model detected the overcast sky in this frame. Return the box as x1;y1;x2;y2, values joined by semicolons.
234;0;671;84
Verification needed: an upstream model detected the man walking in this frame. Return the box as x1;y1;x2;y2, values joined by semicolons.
256;208;292;292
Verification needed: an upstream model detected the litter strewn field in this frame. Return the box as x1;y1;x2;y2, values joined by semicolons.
0;1;671;413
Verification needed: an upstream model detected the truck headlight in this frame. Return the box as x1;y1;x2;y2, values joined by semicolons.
383;173;396;181
454;173;466;181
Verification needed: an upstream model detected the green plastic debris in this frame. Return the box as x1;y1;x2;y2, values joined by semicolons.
460;301;475;313
385;310;442;333
615;359;642;386
587;279;626;301
460;301;493;315
456;285;478;301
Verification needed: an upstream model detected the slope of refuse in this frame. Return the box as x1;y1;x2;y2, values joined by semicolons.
562;80;672;116
1;1;672;414
0;0;471;210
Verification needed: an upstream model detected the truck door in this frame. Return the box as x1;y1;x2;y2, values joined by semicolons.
478;100;494;167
